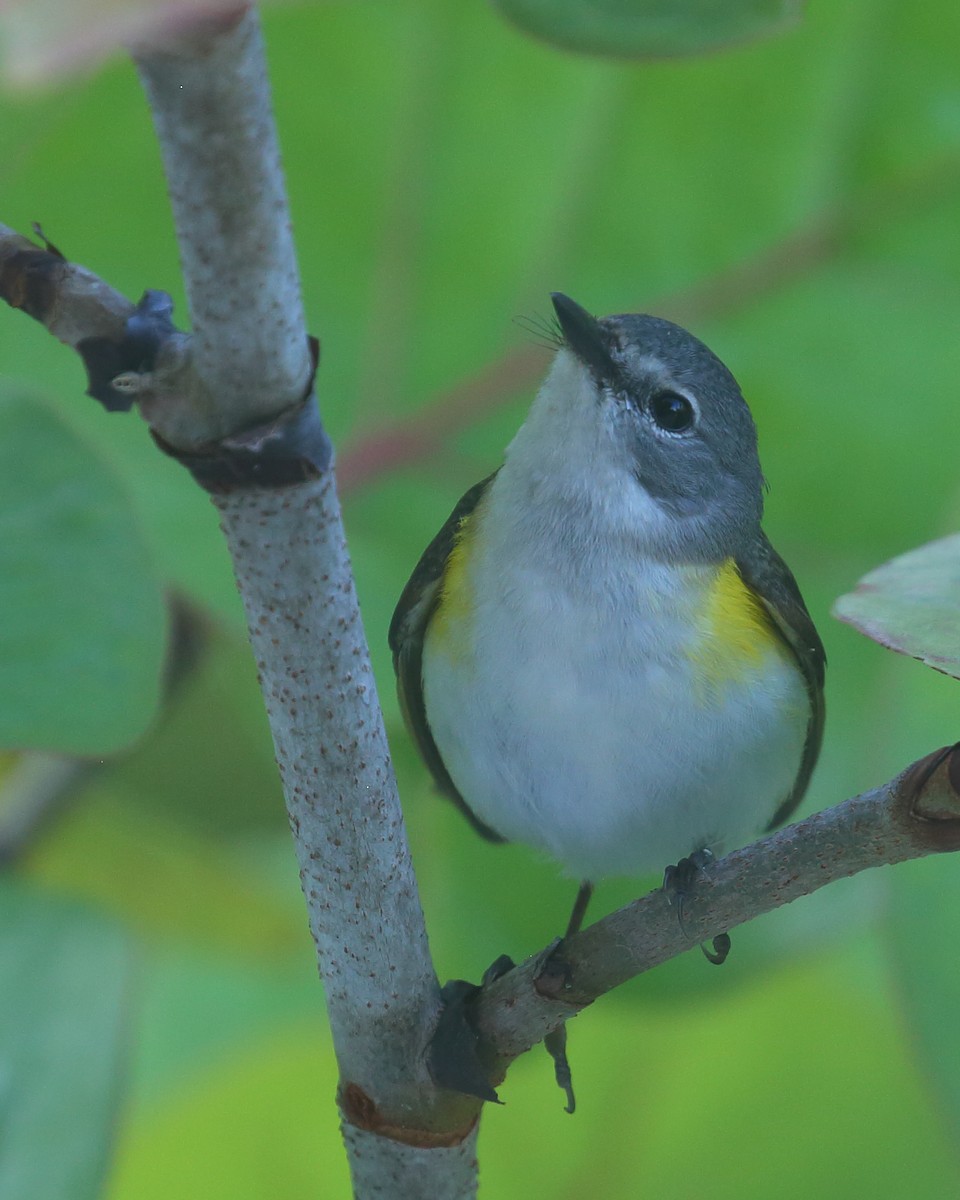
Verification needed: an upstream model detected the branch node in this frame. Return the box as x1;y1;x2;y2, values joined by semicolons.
426;978;502;1104
80;289;179;412
149;342;330;492
903;744;960;847
30;223;66;261
533;936;580;1002
339;1082;479;1149
0;243;67;322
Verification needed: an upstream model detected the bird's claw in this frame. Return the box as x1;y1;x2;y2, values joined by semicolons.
662;849;731;965
544;1022;577;1114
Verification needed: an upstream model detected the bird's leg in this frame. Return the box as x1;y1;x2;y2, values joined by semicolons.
426;878;597;1108
662;848;731;965
542;879;594;1113
564;879;595;941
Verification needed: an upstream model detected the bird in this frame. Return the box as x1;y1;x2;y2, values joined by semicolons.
389;290;825;1008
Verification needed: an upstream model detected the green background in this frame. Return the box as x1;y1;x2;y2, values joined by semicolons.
2;0;960;1195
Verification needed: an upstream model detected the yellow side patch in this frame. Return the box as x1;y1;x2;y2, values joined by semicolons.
428;511;477;659
692;558;783;693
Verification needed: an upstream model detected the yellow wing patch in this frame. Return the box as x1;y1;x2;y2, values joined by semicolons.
427;511;478;659
692;558;784;694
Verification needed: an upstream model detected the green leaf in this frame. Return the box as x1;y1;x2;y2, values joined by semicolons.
0;390;166;753
832;534;960;680
886;855;960;1144
0;881;136;1200
108;1022;348;1200
489;0;804;59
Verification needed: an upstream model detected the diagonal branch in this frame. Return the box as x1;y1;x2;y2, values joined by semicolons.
472;746;960;1076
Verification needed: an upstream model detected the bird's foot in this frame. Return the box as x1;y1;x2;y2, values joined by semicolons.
534;936;580;1113
544;1022;577;1114
662;849;731;965
527;879;594;1112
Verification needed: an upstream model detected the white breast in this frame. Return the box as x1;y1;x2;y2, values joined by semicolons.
421;465;809;882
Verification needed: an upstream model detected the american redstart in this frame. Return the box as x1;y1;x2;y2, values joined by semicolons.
391;292;825;956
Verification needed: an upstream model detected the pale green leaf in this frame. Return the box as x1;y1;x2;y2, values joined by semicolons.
0;881;136;1200
833;534;960;680
490;0;803;59
886;856;960;1147
0;390;166;752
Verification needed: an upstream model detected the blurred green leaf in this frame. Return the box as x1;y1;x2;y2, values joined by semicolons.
490;0;803;58
105;622;283;837
0;390;165;753
833;534;960;679
131;946;323;1110
109;1022;348;1200
27;787;305;962
886;855;960;1147
108;949;960;1200
0;881;135;1200
545;946;958;1200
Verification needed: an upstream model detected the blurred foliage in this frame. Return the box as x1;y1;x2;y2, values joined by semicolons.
0;390;165;753
2;0;960;1196
0;881;135;1200
491;0;803;58
835;533;960;680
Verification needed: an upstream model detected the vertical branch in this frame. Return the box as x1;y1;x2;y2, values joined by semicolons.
128;8;481;1192
134;8;312;444
211;476;442;1109
341;1124;480;1198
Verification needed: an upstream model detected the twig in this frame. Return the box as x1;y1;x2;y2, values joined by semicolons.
0;753;96;865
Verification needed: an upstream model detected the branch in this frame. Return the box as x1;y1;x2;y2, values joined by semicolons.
128;8;479;1179
471;746;960;1075
132;7;312;446
0;753;96;865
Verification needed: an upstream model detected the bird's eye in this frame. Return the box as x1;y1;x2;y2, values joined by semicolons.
650;390;695;433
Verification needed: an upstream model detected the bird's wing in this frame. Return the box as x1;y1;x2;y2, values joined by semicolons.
389;472;506;842
737;531;827;830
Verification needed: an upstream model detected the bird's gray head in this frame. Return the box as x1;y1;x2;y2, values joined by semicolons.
512;292;765;564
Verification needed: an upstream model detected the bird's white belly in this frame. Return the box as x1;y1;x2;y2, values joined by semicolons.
422;564;809;881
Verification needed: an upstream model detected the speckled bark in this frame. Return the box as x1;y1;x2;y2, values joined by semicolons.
212;475;457;1124
342;1124;479;1199
131;10;483;1191
133;9;312;447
